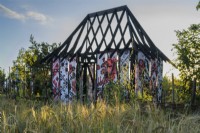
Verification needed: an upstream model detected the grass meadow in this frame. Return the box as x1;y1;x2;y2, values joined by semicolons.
0;94;200;133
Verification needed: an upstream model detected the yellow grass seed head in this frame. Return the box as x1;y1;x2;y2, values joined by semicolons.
31;107;36;121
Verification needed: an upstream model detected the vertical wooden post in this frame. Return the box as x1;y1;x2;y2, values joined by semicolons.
130;49;135;92
83;63;87;103
92;63;95;102
163;89;165;106
8;67;10;97
50;61;53;101
2;69;5;94
191;79;196;108
23;65;26;98
30;67;34;99
172;73;175;106
95;55;98;104
76;57;80;101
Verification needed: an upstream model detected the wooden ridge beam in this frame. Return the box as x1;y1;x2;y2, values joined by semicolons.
88;5;127;18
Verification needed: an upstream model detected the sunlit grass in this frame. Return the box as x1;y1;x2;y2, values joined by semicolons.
0;94;200;133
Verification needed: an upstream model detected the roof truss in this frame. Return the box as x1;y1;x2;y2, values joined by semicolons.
41;5;170;64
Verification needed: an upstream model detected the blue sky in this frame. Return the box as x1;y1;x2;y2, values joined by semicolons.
0;0;199;77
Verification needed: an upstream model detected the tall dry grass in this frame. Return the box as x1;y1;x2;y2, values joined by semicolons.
0;94;200;133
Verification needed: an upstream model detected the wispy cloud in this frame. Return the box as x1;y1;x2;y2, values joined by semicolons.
0;3;25;20
26;11;48;24
0;3;51;24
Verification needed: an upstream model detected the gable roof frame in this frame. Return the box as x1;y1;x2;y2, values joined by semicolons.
41;5;170;65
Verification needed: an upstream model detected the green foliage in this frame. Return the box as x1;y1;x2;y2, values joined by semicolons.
10;35;60;97
173;24;200;82
163;76;189;103
103;80;152;105
197;1;200;10
103;82;126;104
0;69;5;91
162;75;200;104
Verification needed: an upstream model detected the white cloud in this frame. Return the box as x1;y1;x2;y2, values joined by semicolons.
26;11;48;24
0;3;25;20
0;3;51;24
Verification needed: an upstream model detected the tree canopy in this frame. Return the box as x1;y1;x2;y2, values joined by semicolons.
173;24;200;82
10;35;59;97
197;1;200;10
0;69;5;91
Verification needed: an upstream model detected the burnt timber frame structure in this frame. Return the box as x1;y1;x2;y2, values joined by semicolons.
42;5;170;102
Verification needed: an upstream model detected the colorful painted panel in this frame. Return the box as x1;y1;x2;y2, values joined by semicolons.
97;53;106;92
150;59;157;91
135;51;150;96
107;52;118;82
69;57;77;100
97;52;118;88
150;58;158;103
96;52;118;97
157;58;163;103
144;57;150;86
52;58;60;100
60;58;69;103
120;50;130;84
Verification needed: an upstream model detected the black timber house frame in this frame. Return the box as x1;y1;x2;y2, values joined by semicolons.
41;5;170;102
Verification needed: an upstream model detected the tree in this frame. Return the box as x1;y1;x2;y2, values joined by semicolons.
0;69;5;92
11;35;59;97
173;24;200;83
197;1;200;10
